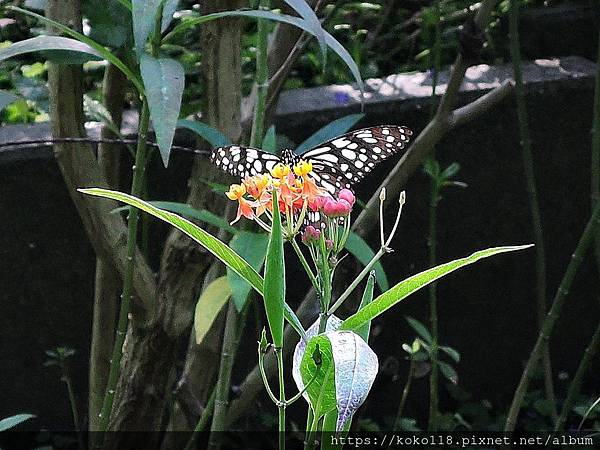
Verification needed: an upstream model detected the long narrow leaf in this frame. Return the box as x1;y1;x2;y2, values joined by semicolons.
296;113;364;154
164;10;363;95
80;188;264;293
283;0;326;57
340;245;533;331
0;36;102;62
177;119;231;147
7;6;144;94
132;0;162;58
161;0;179;32
228;232;269;311
140;54;185;166
112;201;236;233
263;190;285;347
83;189;308;338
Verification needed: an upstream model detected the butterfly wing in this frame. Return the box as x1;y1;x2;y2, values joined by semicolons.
299;125;413;195
210;145;282;178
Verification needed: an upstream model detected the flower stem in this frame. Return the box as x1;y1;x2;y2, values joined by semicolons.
97;99;150;434
291;238;320;292
508;0;556;424
504;200;600;432
275;347;286;450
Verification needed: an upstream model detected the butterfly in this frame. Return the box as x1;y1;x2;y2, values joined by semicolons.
210;125;413;196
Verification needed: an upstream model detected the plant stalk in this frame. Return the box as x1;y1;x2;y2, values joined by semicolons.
249;0;271;148
555;319;600;431
592;29;600;272
504;200;600;432
427;179;440;432
393;356;415;432
183;389;217;450
276;347;286;450
97;99;150;434
208;300;240;450
508;0;556;424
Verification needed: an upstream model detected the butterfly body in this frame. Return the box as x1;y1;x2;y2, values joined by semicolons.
210;125;413;196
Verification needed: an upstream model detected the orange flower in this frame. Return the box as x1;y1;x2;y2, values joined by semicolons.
226;183;257;224
243;174;271;199
293;159;313;177
270;163;291;179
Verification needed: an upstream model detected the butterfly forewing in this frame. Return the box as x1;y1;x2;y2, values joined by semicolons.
300;125;413;195
210;145;281;178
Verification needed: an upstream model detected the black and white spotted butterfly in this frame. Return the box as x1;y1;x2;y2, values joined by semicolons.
210;125;413;196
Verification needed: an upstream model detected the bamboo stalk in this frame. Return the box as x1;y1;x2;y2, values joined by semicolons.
504;200;600;432
97;100;150;434
183;389;217;450
508;0;556;423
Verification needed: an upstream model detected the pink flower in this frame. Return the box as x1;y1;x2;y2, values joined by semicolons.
301;225;321;244
323;198;352;218
338;189;355;206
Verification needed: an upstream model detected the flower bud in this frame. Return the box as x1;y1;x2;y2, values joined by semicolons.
301;225;321;245
323;198;352;218
338;188;355;206
325;239;334;250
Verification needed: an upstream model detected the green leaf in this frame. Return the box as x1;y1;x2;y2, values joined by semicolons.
0;36;102;63
405;316;432;344
140;54;184;166
7;6;144;94
295;113;364;154
578;396;600;430
262;125;277;153
164;10;364;96
132;0;162;57
344;232;388;291
283;0;326;59
439;361;458;384
161;0;179;32
84;0;132;48
0;90;18;112
322;410;352;450
80;188;263;294
284;303;306;340
112;201;236;234
228;232;269;311
340;245;533;331
0;414;35;432
440;345;460;363
355;271;375;342
441;162;461;180
194;276;231;345
263;190;285;347
177;119;231;147
300;335;337;419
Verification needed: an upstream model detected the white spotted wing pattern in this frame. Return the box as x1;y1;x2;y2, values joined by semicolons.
210;125;413;196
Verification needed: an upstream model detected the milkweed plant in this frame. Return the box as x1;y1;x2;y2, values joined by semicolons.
81;157;530;449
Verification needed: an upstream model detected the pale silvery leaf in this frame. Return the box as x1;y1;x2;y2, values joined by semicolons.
326;330;378;431
292;315;342;404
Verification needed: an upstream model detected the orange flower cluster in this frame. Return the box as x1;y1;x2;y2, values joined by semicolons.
225;160;328;234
